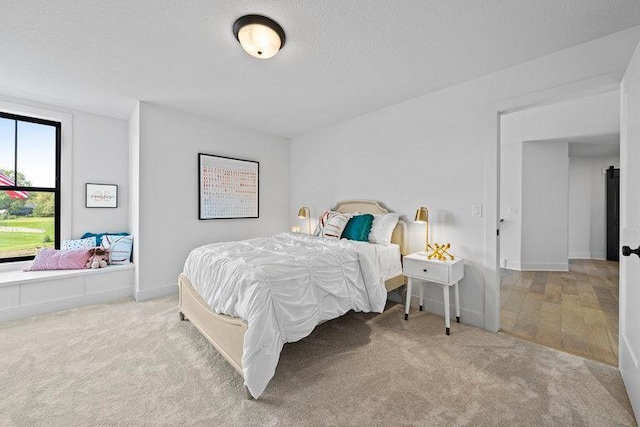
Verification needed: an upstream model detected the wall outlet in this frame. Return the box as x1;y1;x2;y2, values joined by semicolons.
508;207;519;215
471;204;483;218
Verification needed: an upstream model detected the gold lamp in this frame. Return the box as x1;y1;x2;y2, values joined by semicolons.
297;206;311;234
414;207;432;253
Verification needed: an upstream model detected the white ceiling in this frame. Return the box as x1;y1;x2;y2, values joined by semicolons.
569;134;620;157
525;134;620;157
2;1;640;137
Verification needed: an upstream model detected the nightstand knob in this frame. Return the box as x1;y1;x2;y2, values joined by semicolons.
423;268;428;273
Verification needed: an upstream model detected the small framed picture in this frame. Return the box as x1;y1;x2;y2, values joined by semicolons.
86;183;118;208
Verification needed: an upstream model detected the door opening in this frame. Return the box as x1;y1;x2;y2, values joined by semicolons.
606;166;620;261
498;99;621;367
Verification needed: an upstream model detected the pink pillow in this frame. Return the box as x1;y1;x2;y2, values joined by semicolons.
27;248;92;271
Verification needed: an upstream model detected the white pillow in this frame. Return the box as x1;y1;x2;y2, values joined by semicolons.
369;213;399;245
101;235;133;265
62;236;97;250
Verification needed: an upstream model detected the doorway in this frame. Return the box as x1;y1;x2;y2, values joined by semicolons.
497;94;621;366
606;166;621;261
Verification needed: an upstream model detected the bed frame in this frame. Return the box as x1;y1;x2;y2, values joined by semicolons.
177;200;408;396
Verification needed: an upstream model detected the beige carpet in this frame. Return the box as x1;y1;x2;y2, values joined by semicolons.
0;296;635;427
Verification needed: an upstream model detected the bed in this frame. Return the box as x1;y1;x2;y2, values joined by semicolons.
178;200;408;398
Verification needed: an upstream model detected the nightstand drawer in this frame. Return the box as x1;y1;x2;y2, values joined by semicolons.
403;257;449;283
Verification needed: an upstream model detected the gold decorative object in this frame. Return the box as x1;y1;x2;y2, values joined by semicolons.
427;242;455;261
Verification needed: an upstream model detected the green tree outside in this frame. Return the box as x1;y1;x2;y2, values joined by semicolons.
32;193;55;216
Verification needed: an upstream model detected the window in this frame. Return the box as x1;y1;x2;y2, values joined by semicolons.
0;112;61;262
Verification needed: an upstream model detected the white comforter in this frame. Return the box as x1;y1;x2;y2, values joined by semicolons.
182;232;390;398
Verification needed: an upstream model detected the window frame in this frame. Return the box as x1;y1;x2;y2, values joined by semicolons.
0;111;62;263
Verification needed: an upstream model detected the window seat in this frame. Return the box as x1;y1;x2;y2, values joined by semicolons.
0;264;135;322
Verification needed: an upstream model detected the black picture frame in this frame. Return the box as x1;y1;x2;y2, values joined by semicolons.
198;153;259;219
85;183;118;208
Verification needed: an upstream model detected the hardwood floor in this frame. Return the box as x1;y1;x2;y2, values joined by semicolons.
500;259;619;366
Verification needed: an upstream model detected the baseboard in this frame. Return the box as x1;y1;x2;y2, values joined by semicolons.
386;291;484;329
520;262;569;272
0;287;132;323
503;261;521;271
568;251;591;259
408;295;484;330
135;283;177;302
568;252;607;260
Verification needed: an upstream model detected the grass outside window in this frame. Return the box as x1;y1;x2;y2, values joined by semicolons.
0;216;55;259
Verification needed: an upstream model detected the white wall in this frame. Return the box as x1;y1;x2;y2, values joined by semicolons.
128;103;140;293
500;143;523;269
521;141;569;271
568;157;592;259
290;90;489;328
569;154;620;259
130;103;290;300
71;111;129;237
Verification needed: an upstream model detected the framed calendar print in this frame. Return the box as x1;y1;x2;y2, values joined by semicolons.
198;153;259;219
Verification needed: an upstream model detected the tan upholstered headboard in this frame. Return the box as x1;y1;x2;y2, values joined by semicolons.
332;200;408;255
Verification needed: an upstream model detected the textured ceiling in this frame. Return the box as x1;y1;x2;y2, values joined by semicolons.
2;1;640;137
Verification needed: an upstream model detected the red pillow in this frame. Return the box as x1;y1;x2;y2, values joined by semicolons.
28;248;92;271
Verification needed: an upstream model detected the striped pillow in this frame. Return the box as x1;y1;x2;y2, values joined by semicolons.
321;212;351;239
314;210;333;236
315;210;350;236
101;235;133;265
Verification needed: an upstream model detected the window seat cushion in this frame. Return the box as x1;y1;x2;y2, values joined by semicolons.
0;264;134;288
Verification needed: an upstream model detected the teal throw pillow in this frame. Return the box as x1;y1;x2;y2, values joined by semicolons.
81;231;129;246
341;214;374;242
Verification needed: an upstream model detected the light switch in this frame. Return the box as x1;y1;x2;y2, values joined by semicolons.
472;204;483;218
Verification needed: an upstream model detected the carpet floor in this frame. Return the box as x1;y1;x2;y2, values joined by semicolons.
0;296;636;426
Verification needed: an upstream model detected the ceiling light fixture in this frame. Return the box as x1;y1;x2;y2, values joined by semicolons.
233;14;286;59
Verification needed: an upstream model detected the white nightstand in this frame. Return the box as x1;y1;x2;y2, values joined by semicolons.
402;253;464;335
